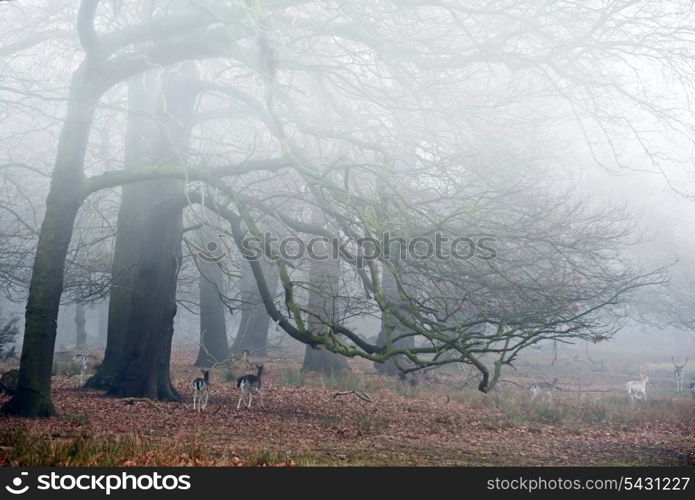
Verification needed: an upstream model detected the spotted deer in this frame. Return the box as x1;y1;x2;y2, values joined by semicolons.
529;378;558;400
73;353;98;386
626;373;648;401
236;364;264;410
192;370;210;412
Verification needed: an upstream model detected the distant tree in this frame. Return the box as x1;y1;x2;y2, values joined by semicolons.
74;303;86;349
302;209;350;374
193;227;229;367
230;259;278;357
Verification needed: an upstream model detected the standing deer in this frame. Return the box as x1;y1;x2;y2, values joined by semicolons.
529;378;558;400
626;373;648;401
236;364;265;410
672;357;688;393
73;353;98;387
192;370;210;412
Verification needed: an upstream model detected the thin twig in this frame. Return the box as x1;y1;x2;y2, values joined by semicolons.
333;390;372;402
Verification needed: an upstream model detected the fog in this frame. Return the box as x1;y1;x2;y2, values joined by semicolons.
1;0;695;419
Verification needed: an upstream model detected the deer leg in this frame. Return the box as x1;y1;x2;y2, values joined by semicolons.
193;391;197;411
259;390;265;409
236;393;245;410
247;393;253;409
202;390;208;410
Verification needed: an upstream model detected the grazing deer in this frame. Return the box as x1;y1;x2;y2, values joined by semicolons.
672;357;688;393
626;373;648;401
236;364;264;410
529;378;558;400
192;370;210;412
73;353;97;386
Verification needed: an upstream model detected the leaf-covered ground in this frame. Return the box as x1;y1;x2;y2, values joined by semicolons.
1;352;694;466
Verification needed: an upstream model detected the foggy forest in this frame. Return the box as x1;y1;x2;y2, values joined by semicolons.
0;0;694;467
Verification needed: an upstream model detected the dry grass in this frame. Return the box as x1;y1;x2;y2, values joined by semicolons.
0;426;207;466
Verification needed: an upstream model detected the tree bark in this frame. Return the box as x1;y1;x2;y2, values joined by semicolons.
1;68;97;416
107;181;184;400
230;259;278;357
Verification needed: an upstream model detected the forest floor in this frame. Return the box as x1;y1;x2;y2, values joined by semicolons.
1;349;694;466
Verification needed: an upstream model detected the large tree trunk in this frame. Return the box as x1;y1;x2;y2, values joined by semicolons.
75;303;87;349
108;181;184;399
106;66;199;399
87;74;156;389
230;259;278;357
301;213;349;374
195;242;229;367
1;69;97;416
